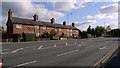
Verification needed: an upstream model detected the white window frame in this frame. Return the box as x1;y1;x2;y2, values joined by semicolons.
67;28;69;31
43;26;46;30
16;24;22;28
55;27;57;31
59;28;61;31
35;25;39;29
71;29;72;32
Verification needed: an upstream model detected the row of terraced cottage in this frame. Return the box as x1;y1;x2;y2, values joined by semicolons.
6;9;79;41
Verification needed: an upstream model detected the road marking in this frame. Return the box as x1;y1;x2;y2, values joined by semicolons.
92;46;118;68
77;44;82;46
56;49;79;57
66;43;68;45
1;52;11;54
11;48;24;53
75;42;76;44
38;46;43;49
100;46;107;50
54;44;56;47
10;61;36;68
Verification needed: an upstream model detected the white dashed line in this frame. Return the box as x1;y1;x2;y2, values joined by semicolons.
56;49;79;57
100;46;107;50
38;46;43;49
10;61;37;68
11;48;24;53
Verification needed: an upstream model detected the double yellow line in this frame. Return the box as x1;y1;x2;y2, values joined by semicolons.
92;46;118;68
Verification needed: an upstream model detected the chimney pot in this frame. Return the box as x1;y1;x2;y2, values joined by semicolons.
72;22;75;27
51;18;55;24
8;9;12;18
33;14;38;21
63;21;66;25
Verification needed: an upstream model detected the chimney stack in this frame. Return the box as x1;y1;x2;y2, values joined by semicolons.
63;21;66;25
33;14;38;21
72;22;75;27
8;9;12;18
51;18;55;24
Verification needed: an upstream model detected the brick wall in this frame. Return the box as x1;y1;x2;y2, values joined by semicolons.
12;24;79;36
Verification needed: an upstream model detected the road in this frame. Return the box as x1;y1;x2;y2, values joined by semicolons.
2;37;119;67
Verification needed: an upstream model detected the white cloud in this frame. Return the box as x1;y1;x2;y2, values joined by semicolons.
105;21;118;29
99;4;118;14
83;16;94;19
2;0;65;26
74;20;96;27
53;0;90;11
84;3;118;20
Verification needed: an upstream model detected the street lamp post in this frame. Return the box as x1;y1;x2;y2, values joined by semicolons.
67;13;72;25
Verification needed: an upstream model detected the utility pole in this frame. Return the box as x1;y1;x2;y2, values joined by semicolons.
67;13;72;25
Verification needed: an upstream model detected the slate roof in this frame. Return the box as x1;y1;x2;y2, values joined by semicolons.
10;17;79;30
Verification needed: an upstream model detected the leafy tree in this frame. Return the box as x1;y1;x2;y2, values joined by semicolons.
91;28;95;36
2;30;7;39
50;29;57;36
87;25;92;34
95;26;106;37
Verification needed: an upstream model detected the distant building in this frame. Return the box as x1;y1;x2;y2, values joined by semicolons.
6;9;79;37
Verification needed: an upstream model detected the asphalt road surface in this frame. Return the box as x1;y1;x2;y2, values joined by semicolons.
2;37;119;67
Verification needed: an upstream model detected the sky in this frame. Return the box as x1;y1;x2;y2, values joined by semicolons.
0;0;119;31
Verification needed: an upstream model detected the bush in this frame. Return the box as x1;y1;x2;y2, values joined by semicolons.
52;35;59;40
2;31;7;39
23;33;35;42
87;33;92;38
77;36;81;39
41;32;50;38
68;36;73;39
11;34;21;42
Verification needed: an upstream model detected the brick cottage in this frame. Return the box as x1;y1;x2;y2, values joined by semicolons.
6;9;79;38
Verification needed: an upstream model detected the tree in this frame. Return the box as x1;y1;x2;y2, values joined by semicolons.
91;28;95;36
87;25;92;34
50;29;57;36
95;26;106;37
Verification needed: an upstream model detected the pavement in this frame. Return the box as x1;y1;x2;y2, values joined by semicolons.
2;37;119;68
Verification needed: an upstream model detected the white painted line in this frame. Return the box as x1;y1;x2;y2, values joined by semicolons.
56;49;79;57
54;44;56;47
74;42;76;44
10;61;36;68
38;46;43;49
100;46;107;50
77;44;82;46
11;48;24;53
66;43;68;45
1;52;11;54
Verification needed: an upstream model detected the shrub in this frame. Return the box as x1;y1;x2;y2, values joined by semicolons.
68;36;73;39
23;33;35;42
2;31;7;39
52;35;59;40
12;34;21;42
41;32;50;38
87;33;92;38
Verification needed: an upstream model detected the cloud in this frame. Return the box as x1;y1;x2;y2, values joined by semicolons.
53;0;90;11
84;3;118;20
105;21;118;29
99;4;118;14
74;20;96;27
2;0;65;26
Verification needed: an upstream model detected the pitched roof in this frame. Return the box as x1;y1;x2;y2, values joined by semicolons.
10;17;79;30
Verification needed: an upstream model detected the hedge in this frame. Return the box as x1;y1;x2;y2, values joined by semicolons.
52;35;59;40
23;33;35;41
87;34;92;38
12;34;21;42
